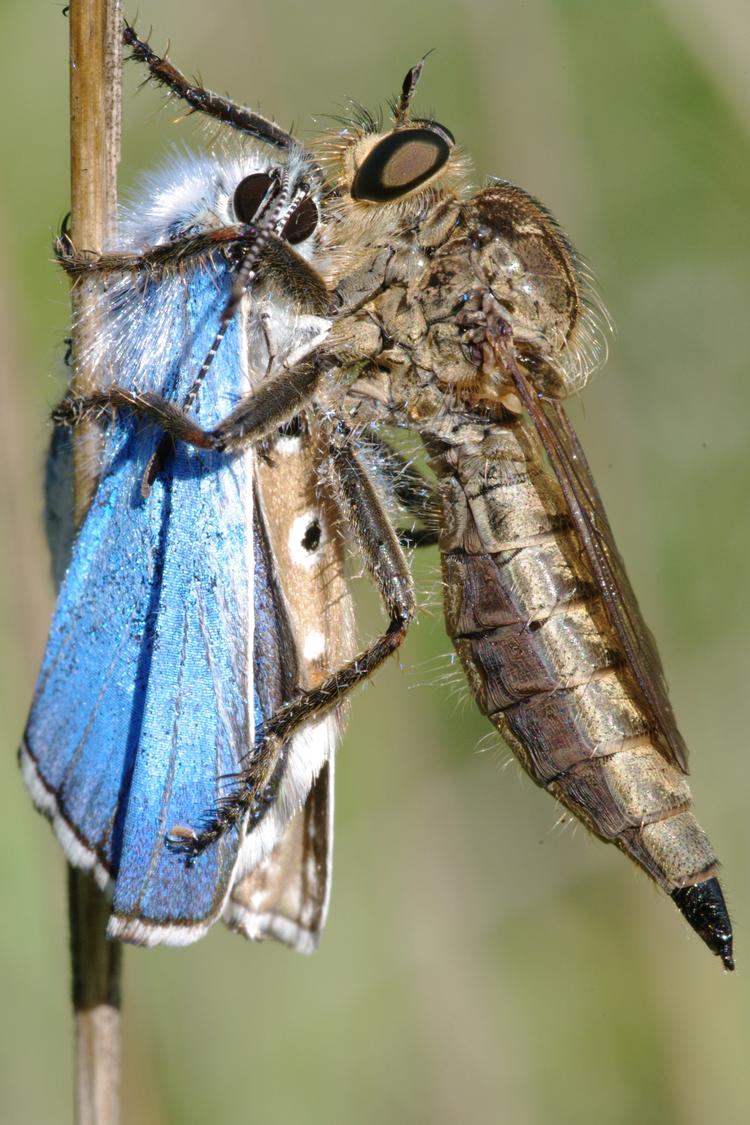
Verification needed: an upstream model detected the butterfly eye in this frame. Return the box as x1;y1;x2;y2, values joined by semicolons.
233;172;276;223
351;125;453;203
282;196;319;245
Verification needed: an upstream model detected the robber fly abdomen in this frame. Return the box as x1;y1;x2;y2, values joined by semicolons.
438;422;712;892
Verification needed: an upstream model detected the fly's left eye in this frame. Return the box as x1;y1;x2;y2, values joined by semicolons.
233;172;275;223
282;196;319;245
351;126;453;203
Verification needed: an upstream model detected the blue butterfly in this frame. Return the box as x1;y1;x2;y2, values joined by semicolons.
21;142;346;949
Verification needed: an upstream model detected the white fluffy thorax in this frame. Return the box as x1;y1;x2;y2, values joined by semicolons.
87;139;332;395
118;139;321;262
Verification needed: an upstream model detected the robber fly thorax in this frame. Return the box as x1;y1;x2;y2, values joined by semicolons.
313;72;733;968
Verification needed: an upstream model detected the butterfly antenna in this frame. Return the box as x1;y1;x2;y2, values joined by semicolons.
141;169;310;497
181;168;300;413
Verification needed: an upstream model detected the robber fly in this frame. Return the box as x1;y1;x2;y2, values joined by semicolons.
318;72;734;969
23;26;733;967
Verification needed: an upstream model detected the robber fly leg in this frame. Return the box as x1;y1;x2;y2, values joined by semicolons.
208;362;330;452
168;426;416;856
397;527;440;548
356;430;442;548
55;224;267;281
52;388;216;448
123;23;298;151
54;357;329;450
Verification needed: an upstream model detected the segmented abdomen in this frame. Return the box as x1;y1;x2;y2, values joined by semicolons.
435;420;717;893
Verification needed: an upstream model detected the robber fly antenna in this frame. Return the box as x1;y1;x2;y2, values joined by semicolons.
393;50;433;125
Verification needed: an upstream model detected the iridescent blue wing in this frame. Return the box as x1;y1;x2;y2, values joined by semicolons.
22;261;255;944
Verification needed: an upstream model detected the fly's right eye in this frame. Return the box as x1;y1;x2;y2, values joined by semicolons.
233;172;275;223
351;125;453;203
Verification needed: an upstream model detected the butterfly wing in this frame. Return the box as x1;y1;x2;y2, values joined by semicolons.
224;423;355;951
226;761;334;953
23;262;256;944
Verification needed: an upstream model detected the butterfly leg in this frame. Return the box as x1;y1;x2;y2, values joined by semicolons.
123;23;297;150
169;428;417;855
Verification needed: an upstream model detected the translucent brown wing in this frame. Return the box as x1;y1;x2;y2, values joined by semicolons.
506;348;689;772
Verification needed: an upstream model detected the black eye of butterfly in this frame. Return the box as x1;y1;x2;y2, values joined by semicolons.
351;125;453;203
233;172;275;223
282;196;319;245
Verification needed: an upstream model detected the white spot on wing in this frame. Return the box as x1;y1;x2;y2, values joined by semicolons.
222;904;320;954
233;714;338;878
302;629;326;662
289;509;325;569
274;435;303;456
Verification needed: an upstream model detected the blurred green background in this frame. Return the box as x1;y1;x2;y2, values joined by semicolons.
2;1;749;1122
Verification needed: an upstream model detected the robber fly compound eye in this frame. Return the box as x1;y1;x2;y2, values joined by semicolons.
351;125;454;203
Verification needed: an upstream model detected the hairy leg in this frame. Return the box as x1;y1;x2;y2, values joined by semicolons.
123;23;297;150
168;424;417;855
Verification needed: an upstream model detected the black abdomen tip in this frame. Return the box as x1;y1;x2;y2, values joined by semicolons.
671;878;734;970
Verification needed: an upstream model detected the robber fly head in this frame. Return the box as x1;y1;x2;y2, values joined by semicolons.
318;60;472;261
